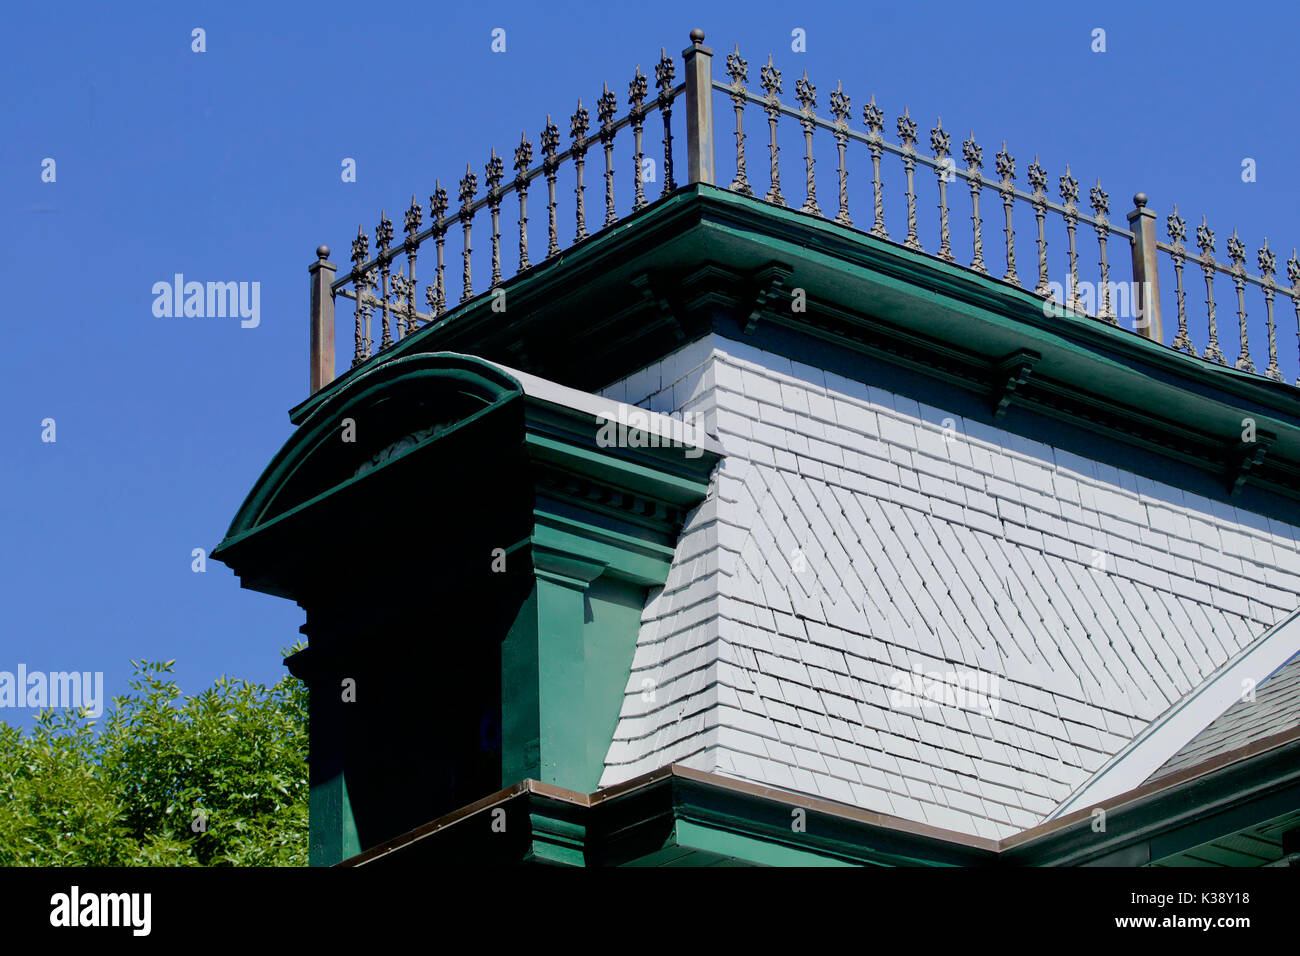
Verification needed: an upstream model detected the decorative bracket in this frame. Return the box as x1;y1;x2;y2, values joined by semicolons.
631;272;685;341
990;349;1040;419
1227;430;1274;497
742;261;794;335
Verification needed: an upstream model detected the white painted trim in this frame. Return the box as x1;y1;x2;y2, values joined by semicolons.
1048;606;1300;818
491;359;727;457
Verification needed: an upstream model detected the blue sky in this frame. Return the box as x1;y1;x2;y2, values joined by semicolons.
2;0;1297;727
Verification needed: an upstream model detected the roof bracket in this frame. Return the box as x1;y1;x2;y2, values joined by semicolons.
1227;430;1274;497
631;273;685;342
990;349;1040;419
742;262;794;335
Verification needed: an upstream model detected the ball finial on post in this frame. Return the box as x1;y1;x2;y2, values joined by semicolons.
690;28;705;45
1133;192;1148;209
317;245;331;261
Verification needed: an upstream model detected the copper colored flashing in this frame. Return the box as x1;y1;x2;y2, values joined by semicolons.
341;724;1300;866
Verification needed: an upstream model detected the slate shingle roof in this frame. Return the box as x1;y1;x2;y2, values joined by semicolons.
1147;652;1300;784
597;335;1300;840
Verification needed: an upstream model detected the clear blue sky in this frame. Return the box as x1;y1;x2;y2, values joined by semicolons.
2;0;1297;727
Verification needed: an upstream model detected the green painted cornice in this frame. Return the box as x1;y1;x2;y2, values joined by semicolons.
213;351;720;864
296;185;1300;501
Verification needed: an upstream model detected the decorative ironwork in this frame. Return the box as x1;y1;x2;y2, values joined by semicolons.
898;108;920;251
995;142;1017;284
795;71;820;216
390;268;413;339
655;48;676;194
376;211;394;348
931;118;953;262
1197;217;1226;365
350;225;372;365
963;132;985;273
427;182;449;316
863;96;887;239
571;100;591;241
598;83;619;227
1059;167;1081;312
1167;207;1195;355
725;47;751;196
629;66;649;209
829;81;852;226
320;31;1300;395
1088;179;1114;322
402;195;422;337
1258;239;1282;381
458;166;477;303
1289;251;1300;384
1227;229;1254;372
760;55;785;206
1028;157;1050;297
541;117;561;258
485;150;505;287
514;134;533;271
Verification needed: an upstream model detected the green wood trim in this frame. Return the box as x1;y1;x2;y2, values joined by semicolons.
309;771;361;867
532;514;674;587
217;353;523;552
673;820;856;867
524;432;715;506
297;185;1299;500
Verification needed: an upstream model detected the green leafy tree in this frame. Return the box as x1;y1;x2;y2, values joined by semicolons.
0;651;308;866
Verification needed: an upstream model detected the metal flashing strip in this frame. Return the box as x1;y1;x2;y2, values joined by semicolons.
1046;607;1300;821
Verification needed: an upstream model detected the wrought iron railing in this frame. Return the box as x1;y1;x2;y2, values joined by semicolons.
307;29;1299;393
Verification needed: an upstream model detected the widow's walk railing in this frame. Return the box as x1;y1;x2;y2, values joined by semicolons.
307;29;1300;393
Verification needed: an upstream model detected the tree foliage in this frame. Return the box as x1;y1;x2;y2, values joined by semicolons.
0;652;308;866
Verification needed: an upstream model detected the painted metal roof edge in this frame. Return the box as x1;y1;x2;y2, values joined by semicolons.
340;764;1000;866
495;358;727;458
1000;724;1300;858
1046;606;1300;821
340;731;1300;865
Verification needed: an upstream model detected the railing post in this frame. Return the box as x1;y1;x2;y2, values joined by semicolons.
309;245;336;394
1127;192;1163;342
683;28;715;185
